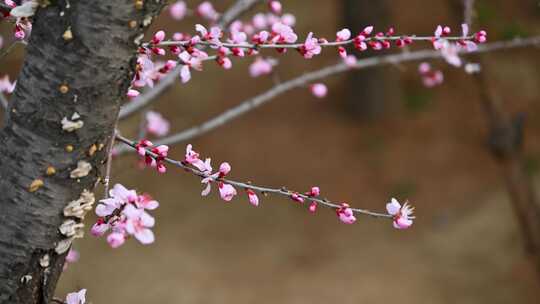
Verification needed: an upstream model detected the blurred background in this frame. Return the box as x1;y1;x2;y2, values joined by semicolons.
3;0;540;303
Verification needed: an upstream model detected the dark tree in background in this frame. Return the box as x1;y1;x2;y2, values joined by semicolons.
342;0;402;119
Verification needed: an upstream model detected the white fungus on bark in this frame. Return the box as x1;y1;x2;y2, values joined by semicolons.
58;220;85;238
63;189;95;219
61;112;84;132
70;160;92;178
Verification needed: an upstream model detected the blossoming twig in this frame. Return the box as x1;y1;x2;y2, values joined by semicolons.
119;0;264;120
115;134;393;219
154;34;474;50
115;36;540;154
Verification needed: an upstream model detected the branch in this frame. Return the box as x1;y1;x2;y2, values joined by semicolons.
115;134;393;219
0;92;7;109
119;0;265;120
217;0;265;29
463;0;475;25
115;36;540;155
156;34;474;50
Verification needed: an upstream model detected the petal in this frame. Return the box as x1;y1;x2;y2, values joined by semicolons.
386;198;401;215
135;229;155;244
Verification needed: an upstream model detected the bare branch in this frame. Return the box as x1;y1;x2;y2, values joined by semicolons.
217;0;265;29
463;0;475;25
115;36;540;155
115;134;393;219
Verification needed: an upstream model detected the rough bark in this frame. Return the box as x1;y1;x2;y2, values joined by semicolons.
0;1;163;303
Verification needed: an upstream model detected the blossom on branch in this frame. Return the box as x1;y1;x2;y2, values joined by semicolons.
386;198;414;229
92;184;159;247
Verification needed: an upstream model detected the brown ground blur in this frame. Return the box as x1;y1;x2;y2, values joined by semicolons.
3;0;540;303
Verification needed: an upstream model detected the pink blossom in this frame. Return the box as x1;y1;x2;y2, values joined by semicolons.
336;28;351;41
63;249;80;271
271;22;298;43
475;30;487;43
219;162;231;176
153;30;165;44
127;89;139;99
197;1;219;21
309;202;318;213
107;232;126;248
66;289;86;304
4;0;16;8
290;193;304;203
185;144;200;163
170;1;187;20
310;83;327;98
195;24;222;43
308;186;320;197
336;203;356;224
249;57;276;77
252;13;267;29
90;221;110;237
440;40;462;67
386;198;414;229
343;54;357;67
193;157;212;173
0;75;16;94
299;32;321;59
268;0;282;14
133;55;156;88
145;111;170;137
281;13;296;27
219;182;237;202
123;204;156;244
247;189;259;206
136;139;153;156
418;62;444;87
136;193;159;210
218;56;232;69
66;249;79;263
178;51;202;83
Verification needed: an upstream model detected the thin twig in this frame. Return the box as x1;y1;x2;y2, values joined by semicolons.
0;40;25;61
0;92;8;109
103;128;117;199
114;36;540;155
115;134;393;219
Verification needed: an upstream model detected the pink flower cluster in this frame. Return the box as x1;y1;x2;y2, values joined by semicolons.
135;139;169;173
386;198;414;229
91;184;159;248
433;24;487;67
418;62;443;88
183;144;247;203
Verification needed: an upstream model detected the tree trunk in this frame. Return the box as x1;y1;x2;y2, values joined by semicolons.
0;1;163;303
